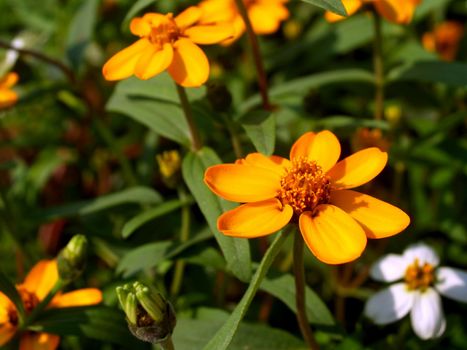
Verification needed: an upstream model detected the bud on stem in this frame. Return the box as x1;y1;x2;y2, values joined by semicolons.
57;234;87;283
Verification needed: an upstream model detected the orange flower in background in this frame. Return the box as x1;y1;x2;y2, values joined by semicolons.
198;0;289;44
204;130;410;264
325;0;422;24
422;21;464;61
102;7;233;87
0;259;102;350
0;72;19;109
352;128;390;152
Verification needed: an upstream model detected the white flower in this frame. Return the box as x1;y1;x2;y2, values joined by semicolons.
364;243;467;340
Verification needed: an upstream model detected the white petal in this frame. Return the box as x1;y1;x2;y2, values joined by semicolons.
370;254;407;282
435;267;467;303
410;288;446;340
403;243;439;267
364;283;414;325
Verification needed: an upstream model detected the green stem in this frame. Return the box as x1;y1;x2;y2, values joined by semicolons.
233;0;272;111
170;187;191;297
293;230;319;350
160;336;175;350
372;12;384;121
175;84;202;151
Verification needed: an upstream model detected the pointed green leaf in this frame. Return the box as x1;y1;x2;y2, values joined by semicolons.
240;111;276;156
301;0;347;17
0;271;25;319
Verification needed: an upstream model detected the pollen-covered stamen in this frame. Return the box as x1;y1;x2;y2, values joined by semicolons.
7;287;39;326
404;259;435;291
278;157;331;216
148;15;180;47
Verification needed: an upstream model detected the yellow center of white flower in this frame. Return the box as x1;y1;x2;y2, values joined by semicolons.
278;157;331;216
404;259;435;291
148;15;180;47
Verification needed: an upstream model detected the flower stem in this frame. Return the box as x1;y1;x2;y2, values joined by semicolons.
170;187;191;297
175;83;202;151
293;230;319;350
233;0;272;111
372;12;384;121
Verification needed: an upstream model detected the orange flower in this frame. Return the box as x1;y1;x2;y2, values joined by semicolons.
325;0;421;24
198;0;289;44
204;130;410;264
0;259;102;350
102;7;233;87
351;128;390;152
422;21;464;61
0;72;19;109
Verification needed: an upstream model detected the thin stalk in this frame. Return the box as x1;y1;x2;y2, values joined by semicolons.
233;0;272;111
0;40;76;84
170;187;191;297
160;336;175;350
293;230;319;350
175;84;202;151
372;12;384;120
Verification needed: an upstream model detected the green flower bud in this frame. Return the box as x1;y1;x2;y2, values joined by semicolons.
57;234;87;283
116;282;176;344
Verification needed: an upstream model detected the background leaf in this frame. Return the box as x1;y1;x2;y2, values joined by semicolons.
301;0;347;16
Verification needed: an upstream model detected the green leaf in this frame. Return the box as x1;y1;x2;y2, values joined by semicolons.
240;69;374;112
34;187;162;221
182;148;252;282
239;111;276;156
202;231;288;350
117;228;213;277
65;0;98;69
122;0;158;30
301;0;347;16
311;116;389;130
122;197;193;238
31;306;142;348
0;271;25;319
174;308;307;350
388;61;467;87
260;272;335;326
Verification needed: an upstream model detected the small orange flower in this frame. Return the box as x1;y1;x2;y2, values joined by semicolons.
198;0;289;44
325;0;421;24
352;128;390;152
102;7;233;87
422;21;464;61
204;130;410;264
0;259;102;350
0;72;19;109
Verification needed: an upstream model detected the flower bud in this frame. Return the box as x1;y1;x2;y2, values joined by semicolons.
385;104;402;125
57;234;87;283
156;150;181;189
116;282;176;344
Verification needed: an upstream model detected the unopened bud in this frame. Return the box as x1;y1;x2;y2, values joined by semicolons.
156;150;181;189
57;234;87;282
385;104;402;125
116;282;176;344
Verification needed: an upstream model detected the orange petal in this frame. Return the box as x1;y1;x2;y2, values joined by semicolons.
0;324;15;346
0;89;18;109
299;205;367;264
218;199;293;238
0;292;12;324
327;147;387;190
204;164;281;202
50;288;102;308
184;24;234;44
331;189;410;239
102;38;151;81
175;6;202;29
374;0;419;24
221;15;245;45
241;153;289;176
325;0;363;22
290;130;341;172
0;72;19;88
20;332;60;350
167;39;209;87
130;17;151;36
22;260;58;300
134;43;173;80
248;3;289;34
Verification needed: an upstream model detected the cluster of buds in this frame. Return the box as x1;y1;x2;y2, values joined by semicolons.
116;282;176;344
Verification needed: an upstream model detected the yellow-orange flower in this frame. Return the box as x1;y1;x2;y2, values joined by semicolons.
198;0;289;44
422;21;464;61
204;130;410;264
0;72;19;109
102;7;233;87
0;259;102;350
325;0;421;24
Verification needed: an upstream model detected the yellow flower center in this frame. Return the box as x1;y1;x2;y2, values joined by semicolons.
278;157;331;216
6;287;39;326
404;259;435;291
148;15;180;47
